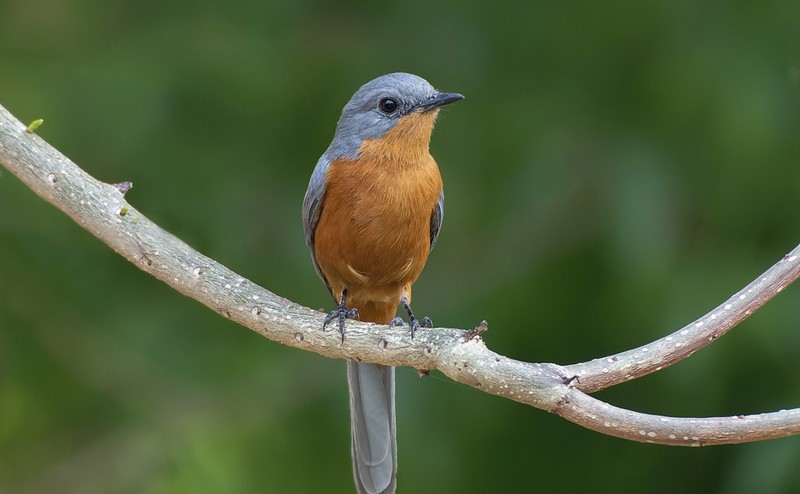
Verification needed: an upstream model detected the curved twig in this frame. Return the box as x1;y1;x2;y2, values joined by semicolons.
565;245;800;393
556;389;800;446
2;103;799;446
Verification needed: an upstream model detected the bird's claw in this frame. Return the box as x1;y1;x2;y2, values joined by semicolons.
389;317;407;328
323;304;359;342
392;312;433;339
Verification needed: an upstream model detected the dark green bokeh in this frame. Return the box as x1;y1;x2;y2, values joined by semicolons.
2;1;800;492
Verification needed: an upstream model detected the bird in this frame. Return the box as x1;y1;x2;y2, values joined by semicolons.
302;72;463;494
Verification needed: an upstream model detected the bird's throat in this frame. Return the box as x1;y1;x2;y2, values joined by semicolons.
357;110;439;164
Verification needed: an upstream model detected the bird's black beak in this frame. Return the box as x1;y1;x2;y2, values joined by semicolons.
413;92;465;113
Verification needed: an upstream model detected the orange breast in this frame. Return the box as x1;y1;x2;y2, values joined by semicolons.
313;111;444;322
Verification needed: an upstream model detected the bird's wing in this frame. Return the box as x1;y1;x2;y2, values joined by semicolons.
429;190;444;251
302;154;332;290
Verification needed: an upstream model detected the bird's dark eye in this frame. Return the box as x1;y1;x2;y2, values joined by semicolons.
378;98;398;114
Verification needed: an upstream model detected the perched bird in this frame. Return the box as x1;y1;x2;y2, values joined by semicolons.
302;72;462;493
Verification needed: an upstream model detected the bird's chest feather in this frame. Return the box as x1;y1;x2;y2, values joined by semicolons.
314;112;444;289
320;153;441;268
336;154;440;236
315;118;443;287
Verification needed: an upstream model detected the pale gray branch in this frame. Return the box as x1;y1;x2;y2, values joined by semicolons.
565;244;800;393
556;389;800;446
2;102;800;447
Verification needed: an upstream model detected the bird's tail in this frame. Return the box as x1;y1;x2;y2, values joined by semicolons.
347;361;397;494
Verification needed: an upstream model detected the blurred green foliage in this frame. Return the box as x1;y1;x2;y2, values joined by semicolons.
2;0;800;492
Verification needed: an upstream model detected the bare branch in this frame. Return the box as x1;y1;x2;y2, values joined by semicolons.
565;246;800;393
555;389;800;445
2;102;800;447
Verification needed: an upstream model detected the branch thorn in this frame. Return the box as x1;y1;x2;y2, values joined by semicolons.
465;320;489;341
114;181;133;195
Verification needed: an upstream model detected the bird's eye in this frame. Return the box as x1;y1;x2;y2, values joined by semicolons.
378;98;398;114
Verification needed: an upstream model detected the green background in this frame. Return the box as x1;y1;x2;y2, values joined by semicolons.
2;1;800;492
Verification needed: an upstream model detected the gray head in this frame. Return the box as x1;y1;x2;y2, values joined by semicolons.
325;72;463;159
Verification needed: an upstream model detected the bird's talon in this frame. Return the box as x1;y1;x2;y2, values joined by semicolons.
401;299;433;339
410;319;421;339
322;312;337;330
323;291;358;341
389;317;408;328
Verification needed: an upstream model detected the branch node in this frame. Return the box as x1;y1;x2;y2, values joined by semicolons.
113;181;134;195
464;320;488;341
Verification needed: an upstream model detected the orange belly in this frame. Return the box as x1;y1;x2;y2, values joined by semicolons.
314;151;442;324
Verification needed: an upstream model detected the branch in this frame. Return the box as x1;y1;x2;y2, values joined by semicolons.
2;103;800;447
565;244;800;393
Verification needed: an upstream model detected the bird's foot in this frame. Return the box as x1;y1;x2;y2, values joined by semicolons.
399;301;433;339
323;291;359;342
389;317;407;328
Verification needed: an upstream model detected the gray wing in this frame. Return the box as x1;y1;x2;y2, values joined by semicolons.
429;190;444;251
302;154;332;289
